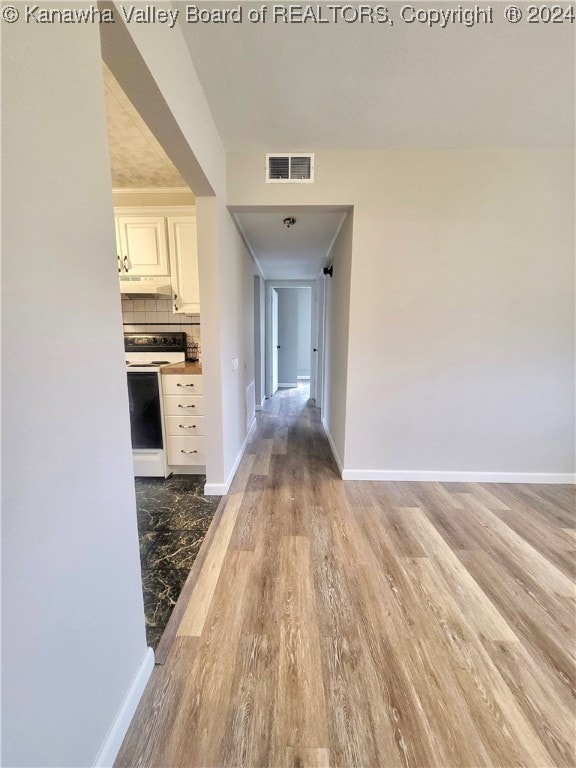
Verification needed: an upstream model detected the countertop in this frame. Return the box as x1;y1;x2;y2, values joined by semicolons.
160;361;202;375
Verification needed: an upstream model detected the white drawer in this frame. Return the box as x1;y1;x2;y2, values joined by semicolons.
162;375;203;396
167;435;205;465
165;415;204;436
163;395;204;416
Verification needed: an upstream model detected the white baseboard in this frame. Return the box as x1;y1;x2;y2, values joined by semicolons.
204;419;257;496
278;382;298;388
94;646;154;768
321;417;344;477
339;469;576;484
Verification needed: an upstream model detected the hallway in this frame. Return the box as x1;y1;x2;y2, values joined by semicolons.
116;387;575;768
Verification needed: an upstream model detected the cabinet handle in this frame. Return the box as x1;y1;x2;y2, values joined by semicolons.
173;293;178;312
178;404;195;409
178;424;197;429
177;383;195;388
117;255;122;273
180;449;198;454
123;255;129;272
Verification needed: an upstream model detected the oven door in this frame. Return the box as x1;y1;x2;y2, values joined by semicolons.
127;372;163;450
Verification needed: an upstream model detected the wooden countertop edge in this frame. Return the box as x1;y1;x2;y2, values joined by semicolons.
160;362;202;375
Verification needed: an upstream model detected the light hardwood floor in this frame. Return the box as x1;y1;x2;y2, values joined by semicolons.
116;384;576;768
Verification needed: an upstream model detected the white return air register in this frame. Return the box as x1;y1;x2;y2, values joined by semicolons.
266;153;314;183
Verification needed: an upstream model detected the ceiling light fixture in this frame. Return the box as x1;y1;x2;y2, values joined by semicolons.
283;217;296;228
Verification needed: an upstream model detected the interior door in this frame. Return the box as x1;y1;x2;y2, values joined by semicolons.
309;286;318;402
271;288;279;396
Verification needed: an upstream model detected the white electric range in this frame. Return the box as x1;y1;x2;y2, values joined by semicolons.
125;332;187;477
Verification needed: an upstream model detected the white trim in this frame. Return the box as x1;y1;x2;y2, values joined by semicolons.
321;417;344;477
94;647;154;768
114;205;194;217
255;398;266;411
278;382;298;388
339;469;576;484
112;187;191;194
204;419;257;495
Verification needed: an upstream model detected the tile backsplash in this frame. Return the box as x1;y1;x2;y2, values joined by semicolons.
122;297;201;360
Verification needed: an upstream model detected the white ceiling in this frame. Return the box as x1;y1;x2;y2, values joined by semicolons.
234;210;347;279
179;6;574;150
103;63;187;189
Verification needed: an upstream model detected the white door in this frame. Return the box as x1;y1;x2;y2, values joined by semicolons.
315;278;326;411
309;285;318;401
271;288;279;396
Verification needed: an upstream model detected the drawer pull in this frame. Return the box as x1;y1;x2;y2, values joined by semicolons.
179;424;197;429
178;404;196;409
177;383;195;388
180;449;198;455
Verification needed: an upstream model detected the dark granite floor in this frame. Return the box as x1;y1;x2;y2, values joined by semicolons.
135;475;221;649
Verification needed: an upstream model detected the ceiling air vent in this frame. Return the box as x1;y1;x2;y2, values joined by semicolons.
266;153;314;183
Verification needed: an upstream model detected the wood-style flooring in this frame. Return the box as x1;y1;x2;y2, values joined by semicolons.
116;384;576;768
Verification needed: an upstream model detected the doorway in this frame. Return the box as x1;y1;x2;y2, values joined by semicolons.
265;281;321;405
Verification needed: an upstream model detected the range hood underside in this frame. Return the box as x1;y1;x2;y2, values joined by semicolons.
120;278;172;297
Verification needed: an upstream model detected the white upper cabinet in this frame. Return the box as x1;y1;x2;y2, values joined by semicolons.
168;216;200;314
115;218;125;274
116;214;169;276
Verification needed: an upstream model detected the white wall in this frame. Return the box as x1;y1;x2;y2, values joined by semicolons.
102;8;257;492
297;287;312;377
228;149;575;480
2;20;149;767
216;203;258;477
277;288;299;386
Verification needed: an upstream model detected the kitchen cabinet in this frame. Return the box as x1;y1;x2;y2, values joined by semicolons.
116;213;170;276
114;207;200;313
162;374;205;470
168;216;200;314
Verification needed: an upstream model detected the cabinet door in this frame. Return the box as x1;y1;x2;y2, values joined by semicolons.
117;215;169;276
168;216;200;314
